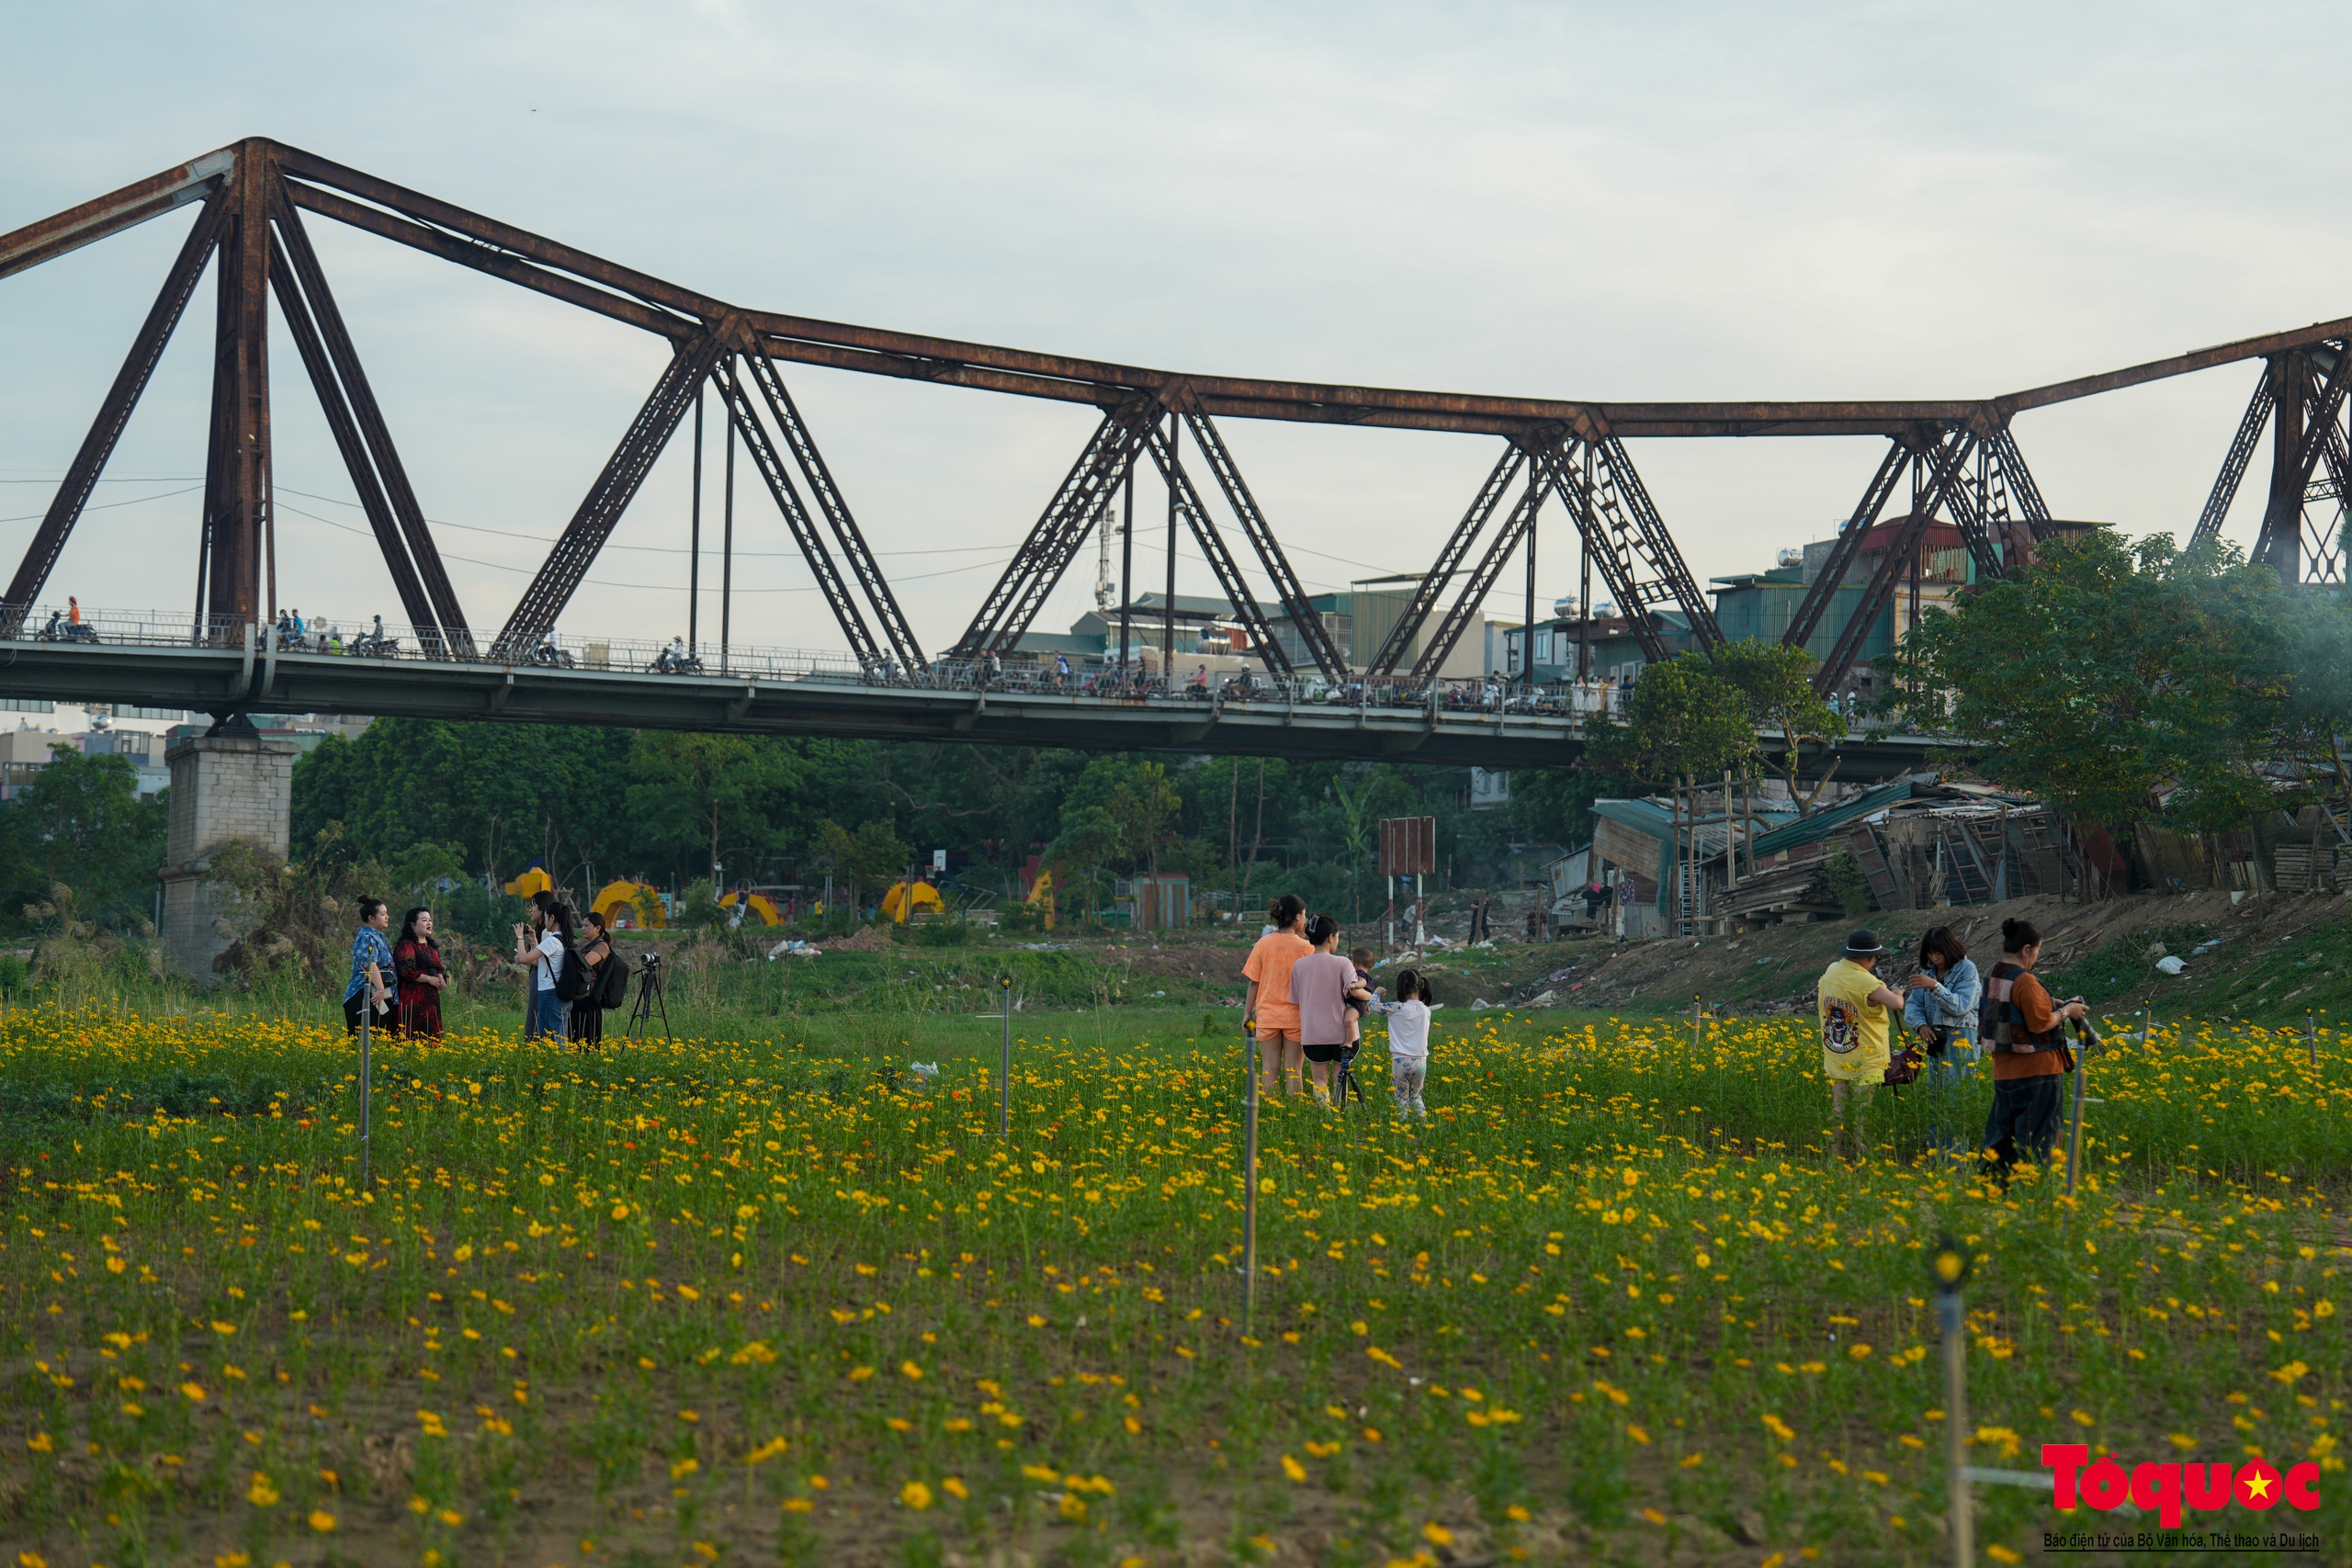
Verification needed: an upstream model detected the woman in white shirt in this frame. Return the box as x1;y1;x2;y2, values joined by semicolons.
1375;969;1440;1116
513;899;576;1040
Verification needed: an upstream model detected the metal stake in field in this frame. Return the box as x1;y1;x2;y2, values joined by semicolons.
2064;1012;2101;1198
1241;1021;1260;1333
998;975;1012;1139
357;997;374;1190
2311;1008;2319;1068
1691;994;1702;1054
1934;1237;1973;1568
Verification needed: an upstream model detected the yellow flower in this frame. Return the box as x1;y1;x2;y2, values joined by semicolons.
308;1509;336;1532
900;1359;924;1380
2167;1434;2197;1451
1987;1547;2022;1565
900;1481;933;1510
244;1473;280;1507
944;1476;968;1499
1281;1453;1306;1482
180;1382;207;1402
1422;1522;1454;1547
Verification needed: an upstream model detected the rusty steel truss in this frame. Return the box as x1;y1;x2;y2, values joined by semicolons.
3;138;2347;694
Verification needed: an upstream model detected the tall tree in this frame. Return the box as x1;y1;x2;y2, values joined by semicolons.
625;733;808;880
0;748;168;933
1710;638;1846;816
1892;531;2308;831
1584;653;1757;785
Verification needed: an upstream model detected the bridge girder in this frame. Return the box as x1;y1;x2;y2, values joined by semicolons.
3;134;2348;717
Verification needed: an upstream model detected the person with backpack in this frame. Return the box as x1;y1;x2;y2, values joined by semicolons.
569;910;614;1047
1816;929;1906;1162
1978;918;2087;1184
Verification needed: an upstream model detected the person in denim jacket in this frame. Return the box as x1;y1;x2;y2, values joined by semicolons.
1905;926;1980;1156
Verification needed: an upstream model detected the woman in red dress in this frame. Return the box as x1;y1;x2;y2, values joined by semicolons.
393;907;449;1040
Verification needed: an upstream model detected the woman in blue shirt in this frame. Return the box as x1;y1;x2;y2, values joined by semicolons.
1905;926;1981;1158
344;897;393;1036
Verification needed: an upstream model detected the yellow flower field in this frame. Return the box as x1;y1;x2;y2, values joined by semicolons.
0;1007;2344;1565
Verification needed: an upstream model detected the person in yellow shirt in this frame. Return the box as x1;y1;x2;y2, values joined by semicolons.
1817;929;1906;1162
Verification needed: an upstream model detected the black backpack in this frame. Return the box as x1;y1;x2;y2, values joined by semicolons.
554;942;595;1003
594;944;631;1010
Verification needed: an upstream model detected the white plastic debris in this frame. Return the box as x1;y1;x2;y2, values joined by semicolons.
2155;955;2187;976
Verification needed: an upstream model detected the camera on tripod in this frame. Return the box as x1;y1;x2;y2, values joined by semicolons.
625;950;670;1043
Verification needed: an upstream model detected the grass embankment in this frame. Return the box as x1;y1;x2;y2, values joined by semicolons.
1535;889;2352;1030
0;1005;2345;1566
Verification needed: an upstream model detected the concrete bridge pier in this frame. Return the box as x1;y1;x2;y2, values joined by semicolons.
160;723;297;981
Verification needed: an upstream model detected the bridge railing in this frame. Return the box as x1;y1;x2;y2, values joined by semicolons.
5;604;1645;721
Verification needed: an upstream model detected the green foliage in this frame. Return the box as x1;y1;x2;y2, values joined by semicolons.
625;731;808;875
292;718;639;885
1824;847;1870;917
1892;531;2319;831
812;818;913;904
1051;758;1182;881
1583;652;1756;785
0;747;167;935
1710;637;1845;813
1505;767;1639;848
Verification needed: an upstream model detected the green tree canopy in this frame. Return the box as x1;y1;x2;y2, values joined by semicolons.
1892;531;2312;831
1710;638;1846;815
0;748;166;933
1584;652;1757;785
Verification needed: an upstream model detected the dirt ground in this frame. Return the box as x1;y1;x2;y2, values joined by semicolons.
1515;886;2352;1021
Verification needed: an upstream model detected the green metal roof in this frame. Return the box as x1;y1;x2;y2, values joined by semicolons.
1746;780;1915;859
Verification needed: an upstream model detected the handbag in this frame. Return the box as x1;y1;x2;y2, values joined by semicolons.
1883;1045;1922;1087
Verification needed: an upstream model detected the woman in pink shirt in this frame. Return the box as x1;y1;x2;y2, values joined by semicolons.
1241;895;1311;1099
1289;913;1370;1108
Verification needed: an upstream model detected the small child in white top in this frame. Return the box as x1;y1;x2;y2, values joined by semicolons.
1371;967;1441;1116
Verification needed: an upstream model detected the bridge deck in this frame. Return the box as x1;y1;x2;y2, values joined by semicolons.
0;635;1959;775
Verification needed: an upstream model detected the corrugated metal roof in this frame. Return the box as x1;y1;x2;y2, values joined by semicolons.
1747;780;1915;858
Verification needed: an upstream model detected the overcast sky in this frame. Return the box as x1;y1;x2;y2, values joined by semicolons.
5;2;2346;663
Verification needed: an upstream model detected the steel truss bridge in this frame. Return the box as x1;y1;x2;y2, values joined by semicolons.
0;138;2343;768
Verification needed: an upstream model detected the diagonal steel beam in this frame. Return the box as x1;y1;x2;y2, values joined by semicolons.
3;196;227;636
1987;426;2052;531
2192;372;2276;549
1535;440;1678;665
1815;429;1977;694
717;356;887;670
281;177;688;341
0;148;232;283
1781;436;1913;654
1178;412;1346;682
949;403;1154;660
1138;422;1295;681
271;197;472;653
740;350;922;671
494;330;731;659
1590;436;1724;650
1932;438;2020;584
1415;461;1544;680
1363;445;1527;681
266;226;444;649
2256;345;2351;577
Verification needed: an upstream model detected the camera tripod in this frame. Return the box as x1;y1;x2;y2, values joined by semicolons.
625;954;672;1043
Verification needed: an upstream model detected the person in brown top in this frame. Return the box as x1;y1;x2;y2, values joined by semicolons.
1979;918;2087;1183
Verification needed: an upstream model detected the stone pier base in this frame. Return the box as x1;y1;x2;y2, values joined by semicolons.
160;732;297;981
